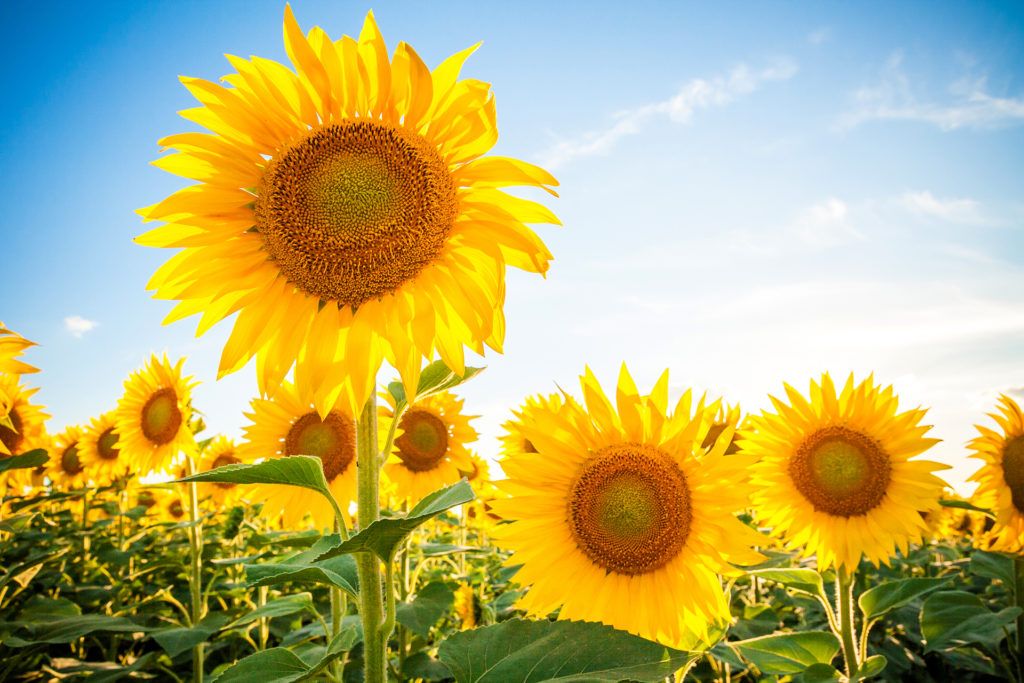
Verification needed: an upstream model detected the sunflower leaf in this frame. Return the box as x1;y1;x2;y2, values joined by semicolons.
210;647;311;683
733;632;840;675
920;590;1021;652
858;577;953;621
0;448;48;474
938;499;994;516
970;550;1016;588
175;455;330;496
437;618;699;682
745;568;827;600
315;480;474;562
396;581;455;637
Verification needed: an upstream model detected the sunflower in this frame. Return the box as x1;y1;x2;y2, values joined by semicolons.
0;322;39;376
453;582;476;630
457;451;490;488
198;435;250;509
239;381;357;529
81;412;129;485
50;426;89;489
492;366;764;646
743;374;948;571
136;7;559;420
699;402;744;456
115;355;197;476
0;374;49;458
967;394;1024;553
381;391;478;504
499;393;575;460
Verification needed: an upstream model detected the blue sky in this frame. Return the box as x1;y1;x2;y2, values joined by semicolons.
3;0;1023;491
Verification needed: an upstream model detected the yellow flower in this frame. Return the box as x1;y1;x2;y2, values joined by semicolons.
457;451;490;488
50;426;88;489
137;7;559;419
699;402;744;456
743;374;948;571
81;412;129;485
492;365;764;646
454;582;476;629
968;394;1024;552
115;355;197;475
380;391;478;504
198;435;250;509
0;322;39;376
499;392;576;460
0;374;49;458
239;381;357;529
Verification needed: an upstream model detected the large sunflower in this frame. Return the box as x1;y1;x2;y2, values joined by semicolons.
492;366;764;647
0;374;49;458
198;435;250;509
81;412;129;485
968;394;1024;553
239;381;357;529
743;374;948;571
115;355;197;475
381;390;478;504
499;392;578;460
50;426;88;489
0;322;39;376
137;7;559;419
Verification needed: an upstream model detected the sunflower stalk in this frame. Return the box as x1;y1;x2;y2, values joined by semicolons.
1015;556;1024;676
355;389;387;683
836;566;860;679
185;455;205;683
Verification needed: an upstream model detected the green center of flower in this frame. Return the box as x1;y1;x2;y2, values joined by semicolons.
97;428;120;461
790;425;891;517
255;120;458;307
285;412;355;481
395;409;449;472
141;388;182;446
62;443;82;476
1001;435;1024;513
0;407;23;456
568;443;691;576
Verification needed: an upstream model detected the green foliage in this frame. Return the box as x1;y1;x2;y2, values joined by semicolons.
919;590;1021;652
732;631;840;675
0;448;48;474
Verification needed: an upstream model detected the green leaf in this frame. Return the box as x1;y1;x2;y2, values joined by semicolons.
970;550;1016;588
396;581;455;637
0;512;36;533
17;595;81;620
734;632;840;675
26;615;146;643
153;615;229;658
389;361;485;411
402;651;453;681
176;455;331;496
746;568;826;599
316;480;474;562
938;499;993;516
0;448;47;474
920;590;1021;652
853;654;887;680
858;577;953;621
229;593;315;629
245;535;359;597
437;618;698;682
419;542;481;557
211;647;311;683
802;663;841;682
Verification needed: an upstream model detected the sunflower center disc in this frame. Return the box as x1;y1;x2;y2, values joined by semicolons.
395;409;449;472
62;444;83;476
97;428;120;461
568;443;691;575
789;425;891;517
138;491;156;509
211;453;242;489
141;388;182;445
0;408;24;456
255;120;458;307
1001;435;1024;513
285;412;356;481
169;500;184;519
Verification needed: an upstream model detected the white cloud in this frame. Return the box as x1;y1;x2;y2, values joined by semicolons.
539;58;797;168
808;27;830;45
791;198;865;247
899;190;992;225
65;315;98;338
837;52;1024;131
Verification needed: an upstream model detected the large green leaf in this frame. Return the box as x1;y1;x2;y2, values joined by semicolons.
970;550;1016;588
229;593;315;629
854;654;887;681
437;618;698;682
176;455;331;496
402;651;453;681
389;361;486;407
211;648;311;683
316;480;474;562
396;581;455;637
153;615;229;658
858;577;952;621
745;568;825;599
733;632;840;675
23;615;146;644
0;448;47;474
245;534;359;597
920;590;1021;652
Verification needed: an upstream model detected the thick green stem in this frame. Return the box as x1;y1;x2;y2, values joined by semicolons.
330;518;345;681
186;459;205;683
355;392;386;683
837;567;860;680
1015;557;1024;673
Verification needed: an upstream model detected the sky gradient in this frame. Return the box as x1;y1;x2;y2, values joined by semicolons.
3;0;1024;492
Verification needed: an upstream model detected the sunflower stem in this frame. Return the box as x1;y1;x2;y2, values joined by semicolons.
836;566;860;679
186;456;205;683
1015;556;1024;675
329;517;345;682
355;390;387;683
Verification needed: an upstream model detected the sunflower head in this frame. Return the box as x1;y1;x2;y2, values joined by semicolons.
453;582;477;630
137;7;559;419
115;355;197;476
499;392;578;460
968;394;1024;553
381;390;478;504
81;412;129;486
0;374;49;459
492;365;764;647
744;374;948;571
0;322;39;376
198;435;250;508
49;426;89;489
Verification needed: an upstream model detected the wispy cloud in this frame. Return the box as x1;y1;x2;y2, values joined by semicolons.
837;52;1024;131
539;59;797;168
791;198;865;248
898;190;993;225
65;315;98;338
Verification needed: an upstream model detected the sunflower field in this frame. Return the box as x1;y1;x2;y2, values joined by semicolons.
3;6;1024;683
